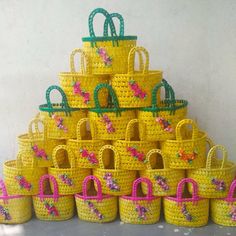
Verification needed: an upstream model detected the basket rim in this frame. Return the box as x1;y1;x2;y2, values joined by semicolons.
3;160;35;170
187;162;236;171
67;139;105;143
140;168;184;174
164;196;207;202
120;195;160;201
82;35;137;42
89;107;129;113
93;169;134;173
39;103;81;112
0;195;26;200
17;133;44;142
59;72;107;78
75;193;114;200
112;70;163;77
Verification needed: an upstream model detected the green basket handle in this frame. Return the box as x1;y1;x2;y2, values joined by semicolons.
46;85;71;116
93;83;121;117
104;13;124;36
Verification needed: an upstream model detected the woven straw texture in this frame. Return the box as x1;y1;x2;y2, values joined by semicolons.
89;83;136;140
138;80;188;141
93;145;137;196
48;145;91;195
119;178;161;224
0;179;32;224
59;48;109;108
111;46;162;108
161;119;207;169
18;118;64;167
75;175;117;223
113;119;157;170
3;151;47;195
82;8;137;74
139;149;185;196
164;178;209;227
187;145;236;198
39;85;86;140
211;180;236;226
33;174;74;221
67;118;107;168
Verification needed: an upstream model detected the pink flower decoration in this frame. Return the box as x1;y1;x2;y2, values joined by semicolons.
156;117;173;133
52;114;68;132
15;175;32;191
72;81;90;105
32;144;48;160
128;80;147;100
97;48;112;67
100;115;115;133
80;148;98;165
127;146;146;163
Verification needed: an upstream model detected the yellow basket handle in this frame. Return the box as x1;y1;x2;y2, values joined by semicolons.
76;118;90;140
128;46;149;75
70;48;92;74
16;150;36;169
146;149;168;170
206;145;227;170
98;145;120;169
52;145;76;169
125;119;145;141
28;117;46;141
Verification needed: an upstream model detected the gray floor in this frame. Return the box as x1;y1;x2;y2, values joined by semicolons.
0;217;236;236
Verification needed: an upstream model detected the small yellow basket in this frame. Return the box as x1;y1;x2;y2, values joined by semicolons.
211;180;236;226
75;175;118;223
113;119;157;170
48;145;91;195
59;48;108;108
161;119;207;169
33;174;75;221
39;85;86;139
3;151;47;195
187;145;236;198
139;149;185;196
111;46;163;108
119;177;161;224
138;80;188;141
89;83;136;140
164;178;209;227
18;117;64;167
0;179;32;224
67;118;107;168
93;145;137;196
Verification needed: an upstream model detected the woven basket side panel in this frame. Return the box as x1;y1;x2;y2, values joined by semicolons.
119;198;161;224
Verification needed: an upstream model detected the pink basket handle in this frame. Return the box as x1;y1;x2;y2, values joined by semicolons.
82;175;103;201
226;180;236;201
177;178;198;201
0;179;8;198
39;174;59;201
132;177;153;199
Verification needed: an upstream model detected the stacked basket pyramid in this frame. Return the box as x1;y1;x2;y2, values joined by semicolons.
1;8;236;227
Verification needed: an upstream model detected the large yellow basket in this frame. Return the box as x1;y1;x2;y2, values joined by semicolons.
0;179;32;224
18;118;64;167
33;174;74;221
139;149;185;196
93;145;136;196
59;48;108;108
67;118;107;168
119;177;161;224
89;83;136;140
111;46;163;108
39;85;86;139
211;180;236;226
48;145;90;195
138;80;188;141
161;119;207;169
164;178;209;227
113;119;157;170
187;145;236;198
3;151;47;195
82;8;137;74
75;175;118;223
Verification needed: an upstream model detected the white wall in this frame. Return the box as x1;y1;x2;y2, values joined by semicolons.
0;0;235;168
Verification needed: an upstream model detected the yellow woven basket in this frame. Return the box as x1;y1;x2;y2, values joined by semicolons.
138;80;188;141
93;145;136;196
187;145;236;198
0;179;32;224
39;85;86;139
119;177;161;224
89;83;136;140
59;48;109;108
211;180;236;226
75;175;118;223
161;119;207;169
67;118;107;168
139;149;185;196
18;117;64;167
48;145;91;195
3;151;47;195
33;174;75;221
82;8;137;74
113;119;157;170
111;46;162;108
164;178;209;227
